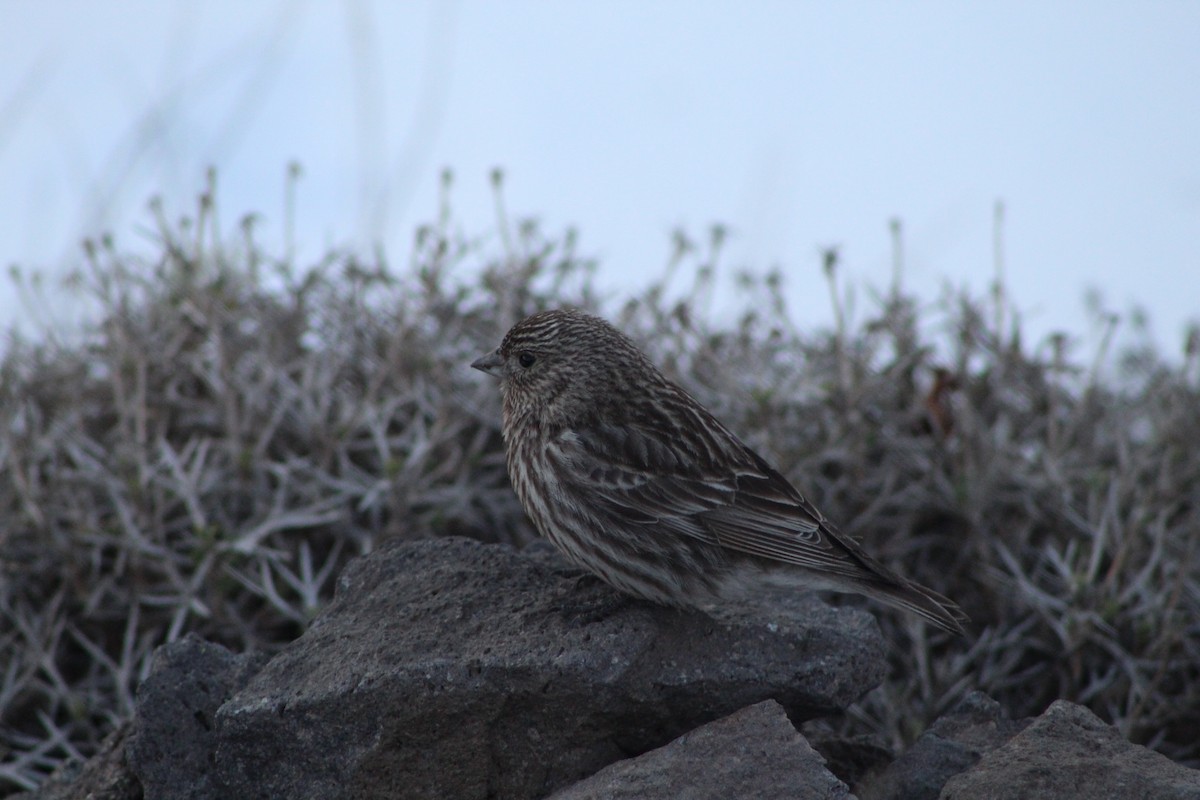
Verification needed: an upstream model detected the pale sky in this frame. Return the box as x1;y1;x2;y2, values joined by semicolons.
2;1;1198;357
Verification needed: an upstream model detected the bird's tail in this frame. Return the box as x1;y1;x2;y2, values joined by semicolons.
862;578;969;636
733;562;970;636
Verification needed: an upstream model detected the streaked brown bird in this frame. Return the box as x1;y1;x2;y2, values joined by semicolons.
472;308;967;635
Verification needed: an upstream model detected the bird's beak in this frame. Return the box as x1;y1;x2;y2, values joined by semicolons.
471;350;504;376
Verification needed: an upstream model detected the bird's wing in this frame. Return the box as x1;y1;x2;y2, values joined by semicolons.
557;418;884;580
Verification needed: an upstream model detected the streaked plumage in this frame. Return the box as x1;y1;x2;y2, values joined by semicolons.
472;308;967;635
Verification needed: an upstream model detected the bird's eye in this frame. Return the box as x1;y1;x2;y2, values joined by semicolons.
517;351;537;368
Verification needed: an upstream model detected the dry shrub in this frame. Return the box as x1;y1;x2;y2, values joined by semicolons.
2;182;1197;791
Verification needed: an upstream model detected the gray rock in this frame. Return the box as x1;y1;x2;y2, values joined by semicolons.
213;536;886;800
126;633;266;800
940;700;1200;800
861;691;1027;800
548;699;855;800
801;717;894;789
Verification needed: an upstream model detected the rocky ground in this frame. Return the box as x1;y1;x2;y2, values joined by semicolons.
17;538;1200;800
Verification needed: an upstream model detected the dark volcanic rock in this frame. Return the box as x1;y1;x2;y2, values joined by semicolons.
24;538;1200;800
861;691;1026;800
940;700;1200;800
213;536;886;800
549;699;854;800
126;634;266;800
801;718;894;790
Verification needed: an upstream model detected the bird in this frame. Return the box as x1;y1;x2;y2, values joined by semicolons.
471;308;968;635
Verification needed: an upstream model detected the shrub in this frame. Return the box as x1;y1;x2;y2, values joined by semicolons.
2;179;1197;791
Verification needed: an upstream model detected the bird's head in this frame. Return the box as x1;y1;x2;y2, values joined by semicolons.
472;308;652;426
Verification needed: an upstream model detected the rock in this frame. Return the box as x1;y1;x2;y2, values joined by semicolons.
860;691;1026;800
213;536;886;800
548;699;854;800
801;718;894;790
126;634;266;800
940;700;1200;800
24;537;1200;800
